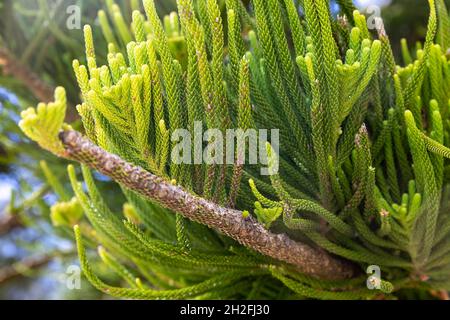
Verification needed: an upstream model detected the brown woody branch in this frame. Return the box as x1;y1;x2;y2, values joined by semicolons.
0;47;79;122
0;255;51;284
0;47;54;103
0;214;22;235
58;130;358;280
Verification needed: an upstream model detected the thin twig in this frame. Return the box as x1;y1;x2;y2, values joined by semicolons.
0;255;51;283
0;47;79;122
59;130;358;280
0;47;54;103
430;290;450;300
0;250;75;284
0;214;21;235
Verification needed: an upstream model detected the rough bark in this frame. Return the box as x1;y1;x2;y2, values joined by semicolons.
58;130;358;280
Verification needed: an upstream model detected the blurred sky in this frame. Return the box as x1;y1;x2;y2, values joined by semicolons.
354;0;392;9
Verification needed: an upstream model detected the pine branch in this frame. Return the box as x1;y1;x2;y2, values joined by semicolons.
58;129;358;280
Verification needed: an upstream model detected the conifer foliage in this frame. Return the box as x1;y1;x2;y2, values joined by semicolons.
19;0;450;299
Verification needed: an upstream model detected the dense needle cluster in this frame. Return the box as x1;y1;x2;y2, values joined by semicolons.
19;0;450;299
